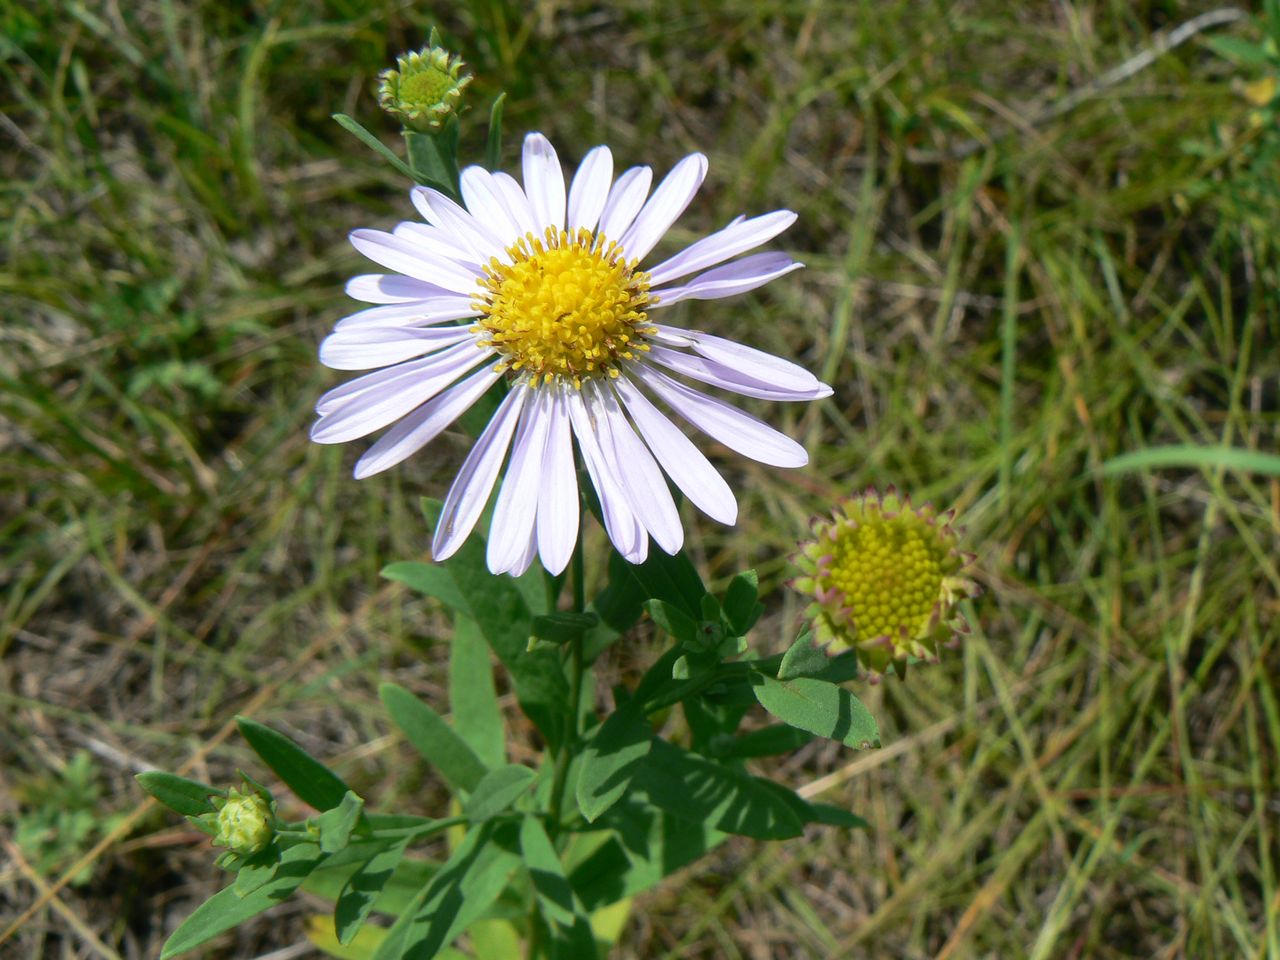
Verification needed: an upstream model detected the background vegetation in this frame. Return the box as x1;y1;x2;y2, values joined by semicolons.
3;0;1278;956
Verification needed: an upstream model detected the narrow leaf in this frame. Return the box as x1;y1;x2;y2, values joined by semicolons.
753;675;880;749
722;570;761;635
379;683;488;794
161;842;324;958
332;113;414;179
236;717;351;812
462;765;536;821
485;92;506;169
576;699;652;822
136;772;222;816
449;616;505;769
531;611;600;644
520;816;578;927
1102;445;1280;477
335;839;410;945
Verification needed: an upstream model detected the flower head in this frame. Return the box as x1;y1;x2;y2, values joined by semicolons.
793;489;979;678
209;786;274;857
313;133;831;576
378;32;471;132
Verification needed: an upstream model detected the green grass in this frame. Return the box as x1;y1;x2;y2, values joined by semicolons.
3;1;1279;957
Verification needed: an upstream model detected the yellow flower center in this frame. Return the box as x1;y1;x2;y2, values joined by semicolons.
826;517;945;640
399;65;455;109
474;228;654;387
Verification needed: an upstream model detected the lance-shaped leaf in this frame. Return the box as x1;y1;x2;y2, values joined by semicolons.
520;816;578;927
136;772;222;816
160;842;324;958
380;683;488;794
236;717;351;812
576;698;652;823
449;616;505;769
462;765;536;822
334;838;410;945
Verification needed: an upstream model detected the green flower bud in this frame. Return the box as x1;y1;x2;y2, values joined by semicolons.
792;488;980;679
378;30;472;132
211;787;274;856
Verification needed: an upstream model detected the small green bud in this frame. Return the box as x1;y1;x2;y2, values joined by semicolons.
211;787;274;856
378;29;472;132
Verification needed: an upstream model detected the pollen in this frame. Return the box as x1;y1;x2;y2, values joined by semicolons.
473;227;655;387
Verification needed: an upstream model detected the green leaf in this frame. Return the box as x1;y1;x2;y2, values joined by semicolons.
713;723;814;759
305;853;440;918
372;825;520;960
531;611;600;644
568;801;727;911
382;561;467;611
644;599;698;644
722;570;761;635
335;839;409;945
631;740;804;840
449;616;505;769
234;847;281;898
803;802;871;830
462;765;536;821
485;92;506;169
379;683;488;794
1204;35;1272;67
409;503;570;747
627;548;707;616
332;113;414;180
520;816;578;927
576;699;652;823
776;633;861;683
136;772;221;816
314;791;365;854
1102;445;1280;477
236;717;352;812
160;842;324;958
405;119;461;196
753;675;881;749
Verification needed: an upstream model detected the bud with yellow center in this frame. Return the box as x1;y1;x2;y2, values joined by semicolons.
211;786;275;857
793;488;979;678
378;31;472;133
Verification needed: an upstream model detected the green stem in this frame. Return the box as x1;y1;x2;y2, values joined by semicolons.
533;524;588;959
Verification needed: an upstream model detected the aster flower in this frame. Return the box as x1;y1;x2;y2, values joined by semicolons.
313;133;831;576
378;33;472;132
793;489;979;679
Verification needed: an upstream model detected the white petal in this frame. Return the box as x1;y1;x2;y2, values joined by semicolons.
618;153;708;262
522;133;567;232
651;252;801;307
646;210;796;286
334;298;480;330
350;229;483;295
411;185;508;261
391;221;482;267
566;390;647;563
652;325;830;394
311;341;491;443
610;375;736;525
535;388;579;575
567;146;613;233
320;325;476;370
433;386;530;562
646;345;832;401
353;364;502;479
487;389;551;574
346;274;451;304
585;382;683;554
460;166;522;241
631;365;807;468
597;166;652;242
491;172;540;238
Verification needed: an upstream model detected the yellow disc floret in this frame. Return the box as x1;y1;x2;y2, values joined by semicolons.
474;227;655;388
792;488;980;679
